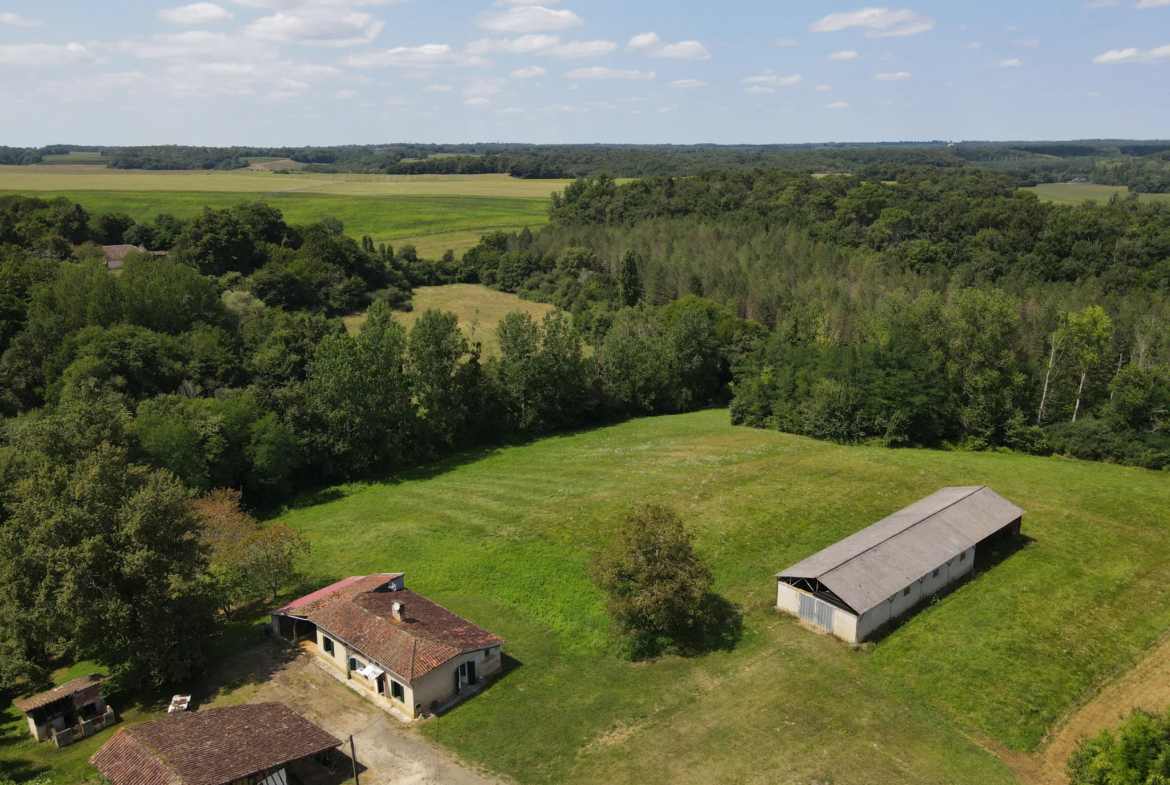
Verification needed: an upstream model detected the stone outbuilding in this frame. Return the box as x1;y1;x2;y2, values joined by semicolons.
14;673;115;747
776;486;1025;643
271;573;505;719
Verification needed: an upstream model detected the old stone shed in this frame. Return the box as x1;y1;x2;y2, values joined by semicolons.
776;486;1025;642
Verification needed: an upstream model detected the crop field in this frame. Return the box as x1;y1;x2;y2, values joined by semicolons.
37;152;108;165
255;410;1170;785
344;285;554;356
1027;183;1170;205
0;166;564;249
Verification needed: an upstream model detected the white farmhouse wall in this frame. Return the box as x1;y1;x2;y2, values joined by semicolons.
832;609;859;642
776;582;799;615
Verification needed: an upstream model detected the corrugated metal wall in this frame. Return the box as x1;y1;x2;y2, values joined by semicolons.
798;593;835;632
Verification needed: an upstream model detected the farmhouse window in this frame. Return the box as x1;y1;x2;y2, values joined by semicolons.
959;551;967;562
933;568;940;578
322;636;335;656
349;657;359;672
903;587;911;597
391;680;405;702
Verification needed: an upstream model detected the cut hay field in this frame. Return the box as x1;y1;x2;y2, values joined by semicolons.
1027;183;1170;205
269;410;1170;785
344;285;553;356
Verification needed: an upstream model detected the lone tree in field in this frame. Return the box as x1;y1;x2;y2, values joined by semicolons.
591;504;713;656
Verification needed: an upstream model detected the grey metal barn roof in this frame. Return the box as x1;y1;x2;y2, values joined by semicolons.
777;487;1025;615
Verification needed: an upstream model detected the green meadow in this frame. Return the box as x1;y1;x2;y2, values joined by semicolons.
265;410;1170;785
0;190;551;247
1027;183;1170;205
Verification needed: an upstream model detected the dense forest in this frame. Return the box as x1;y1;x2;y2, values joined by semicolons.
2;157;1169;693
4;141;1170;191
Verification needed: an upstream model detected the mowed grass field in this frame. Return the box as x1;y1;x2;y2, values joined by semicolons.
0;166;567;250
344;285;554;357
266;411;1170;785
1027;183;1170;205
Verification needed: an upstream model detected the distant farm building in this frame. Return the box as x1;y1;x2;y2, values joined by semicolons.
776;486;1024;643
102;245;166;270
90;702;341;785
271;573;505;719
14;673;115;747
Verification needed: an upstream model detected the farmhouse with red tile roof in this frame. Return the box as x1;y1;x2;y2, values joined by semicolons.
271;574;504;719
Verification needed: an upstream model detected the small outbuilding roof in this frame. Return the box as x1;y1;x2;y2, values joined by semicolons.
90;703;340;785
102;245;144;269
777;486;1025;615
15;673;103;713
276;574;504;681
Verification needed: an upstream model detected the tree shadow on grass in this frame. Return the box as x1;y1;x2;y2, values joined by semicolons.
674;593;745;657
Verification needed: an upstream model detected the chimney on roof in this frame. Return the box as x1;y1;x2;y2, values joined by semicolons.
391;601;405;623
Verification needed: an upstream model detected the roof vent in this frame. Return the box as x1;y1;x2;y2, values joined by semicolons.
391;601;405;623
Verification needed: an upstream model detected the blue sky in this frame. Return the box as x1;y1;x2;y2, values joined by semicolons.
0;1;1167;146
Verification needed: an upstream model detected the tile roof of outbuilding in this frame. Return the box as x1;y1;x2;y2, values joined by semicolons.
276;574;504;681
15;673;103;712
90;703;340;785
777;486;1025;615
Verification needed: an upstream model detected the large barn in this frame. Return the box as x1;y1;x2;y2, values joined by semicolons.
776;486;1024;643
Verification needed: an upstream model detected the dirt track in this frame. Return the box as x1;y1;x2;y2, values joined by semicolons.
997;633;1170;785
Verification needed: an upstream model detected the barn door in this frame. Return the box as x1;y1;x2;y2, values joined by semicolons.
798;593;835;633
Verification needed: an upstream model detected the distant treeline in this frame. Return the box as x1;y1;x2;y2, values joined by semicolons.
4;141;1170;191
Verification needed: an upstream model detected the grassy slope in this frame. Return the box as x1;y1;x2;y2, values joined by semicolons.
1027;183;1170;205
272;411;1170;784
344;285;553;357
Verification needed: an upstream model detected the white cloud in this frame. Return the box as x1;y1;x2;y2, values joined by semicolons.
626;31;711;60
245;10;384;46
466;35;614;59
1005;24;1020;31
510;65;546;77
815;84;832;90
1093;44;1170;63
824;101;849;108
657;105;677;113
828;49;859;60
565;66;654;79
548;103;589;112
743;85;774;93
0;11;45;26
741;73;802;85
541;40;617;59
879;51;896;59
965;41;982;49
495;107;527;115
425;83;452;91
874;70;911;79
669;78;706;88
227;0;407;6
810;7;935;37
0;42;97;66
1083;0;1122;7
774;37;798;46
334;88;359;98
159;3;235;24
464;97;490;106
263;90;300;101
477;5;582;33
464;77;507;95
466;34;560;54
1015;38;1039;47
994;58;1023;67
343;44;487;68
1137;0;1170;6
